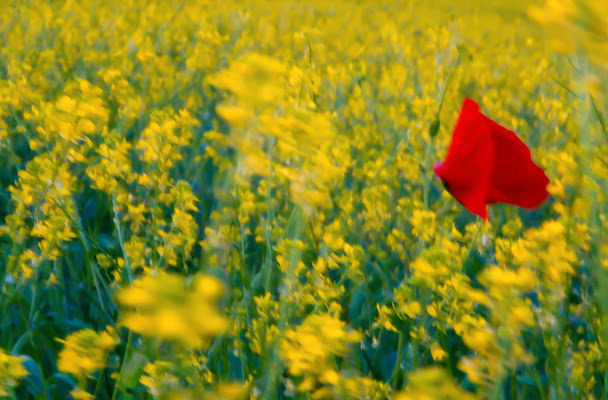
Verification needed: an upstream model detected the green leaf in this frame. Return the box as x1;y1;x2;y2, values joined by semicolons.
120;351;149;390
21;355;44;396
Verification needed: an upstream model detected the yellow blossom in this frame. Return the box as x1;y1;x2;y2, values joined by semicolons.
57;326;119;378
115;273;228;347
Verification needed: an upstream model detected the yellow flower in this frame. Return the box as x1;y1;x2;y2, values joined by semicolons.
280;314;360;391
70;388;94;400
393;367;477;400
374;304;398;332
430;344;447;362
215;105;253;127
208;53;286;108
0;350;28;397
479;265;538;295
116;273;228;347
57;326;118;378
410;210;436;242
398;301;422;319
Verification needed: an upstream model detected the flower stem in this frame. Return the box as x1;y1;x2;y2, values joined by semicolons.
111;330;133;400
390;331;405;390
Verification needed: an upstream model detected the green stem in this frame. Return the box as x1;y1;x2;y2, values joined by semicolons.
437;54;460;115
110;330;133;400
463;220;482;273
261;213;304;400
112;196;134;284
263;138;275;292
527;365;547;400
308;218;320;256
590;96;608;147
390;331;405;390
422;139;434;210
554;276;572;397
51;196;116;310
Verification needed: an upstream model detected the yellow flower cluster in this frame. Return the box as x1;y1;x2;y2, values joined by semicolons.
115;273;228;347
393;367;477;400
530;0;608;71
57;327;119;378
210;53;341;216
0;350;28;397
280;314;362;396
56;326;119;399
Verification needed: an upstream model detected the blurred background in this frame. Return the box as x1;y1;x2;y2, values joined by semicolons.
0;1;607;399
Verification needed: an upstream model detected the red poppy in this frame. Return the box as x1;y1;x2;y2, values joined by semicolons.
433;98;549;220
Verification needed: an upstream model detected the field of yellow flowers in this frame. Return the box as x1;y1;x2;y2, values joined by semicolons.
1;0;608;399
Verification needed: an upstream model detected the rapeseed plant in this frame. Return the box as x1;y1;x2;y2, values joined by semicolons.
0;0;607;399
0;350;28;397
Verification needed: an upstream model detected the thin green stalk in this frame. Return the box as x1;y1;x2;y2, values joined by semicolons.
52;196;115;268
390;331;405;390
439;332;457;377
463;220;482;272
489;370;507;400
110;330;133;400
554;277;573;397
263;138;275;292
108;198;137;400
590;96;608;147
422;138;434;210
605;369;607;400
52;196;116;309
94;367;104;399
369;260;392;296
261;211;304;400
112;196;134;284
527;365;547;400
423;50;460;212
27;285;36;328
437;53;460;115
308;218;320;255
238;222;253;299
207;295;250;361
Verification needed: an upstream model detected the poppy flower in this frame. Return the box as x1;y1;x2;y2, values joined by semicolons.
433;98;549;220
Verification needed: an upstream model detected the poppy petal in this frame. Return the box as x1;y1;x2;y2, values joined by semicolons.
484;116;549;208
433;99;493;219
434;98;549;220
